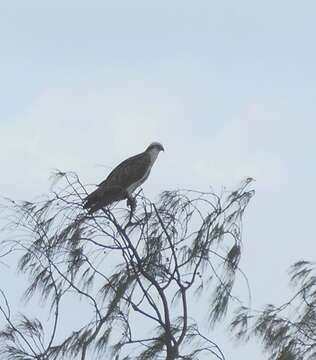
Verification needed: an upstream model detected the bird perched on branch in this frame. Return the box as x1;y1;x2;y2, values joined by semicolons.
84;142;164;214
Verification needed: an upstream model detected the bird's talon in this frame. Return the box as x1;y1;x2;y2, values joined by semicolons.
127;197;137;211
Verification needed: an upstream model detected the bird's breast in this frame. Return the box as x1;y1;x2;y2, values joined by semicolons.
127;167;151;194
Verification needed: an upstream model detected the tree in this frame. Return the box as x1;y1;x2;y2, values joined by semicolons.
231;260;316;359
0;172;254;360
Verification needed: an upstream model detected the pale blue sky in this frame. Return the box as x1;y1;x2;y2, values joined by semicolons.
1;1;316;359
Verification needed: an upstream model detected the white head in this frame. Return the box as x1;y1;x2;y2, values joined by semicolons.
146;142;165;153
145;142;164;163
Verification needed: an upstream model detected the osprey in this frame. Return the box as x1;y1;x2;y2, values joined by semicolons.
84;142;164;213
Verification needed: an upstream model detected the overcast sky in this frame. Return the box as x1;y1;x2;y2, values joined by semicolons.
1;1;316;359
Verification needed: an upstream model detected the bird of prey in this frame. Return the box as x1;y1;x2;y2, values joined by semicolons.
84;142;164;213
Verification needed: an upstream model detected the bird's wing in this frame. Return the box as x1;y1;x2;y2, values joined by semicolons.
98;151;151;190
84;185;125;213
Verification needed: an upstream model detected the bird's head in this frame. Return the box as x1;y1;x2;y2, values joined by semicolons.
146;142;165;153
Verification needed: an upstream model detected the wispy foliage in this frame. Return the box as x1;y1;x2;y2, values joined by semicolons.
0;172;254;359
231;260;316;360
